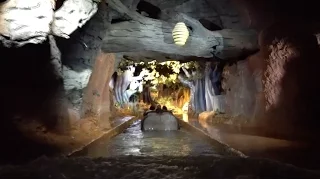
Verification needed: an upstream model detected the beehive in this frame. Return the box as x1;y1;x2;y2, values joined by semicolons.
172;22;190;46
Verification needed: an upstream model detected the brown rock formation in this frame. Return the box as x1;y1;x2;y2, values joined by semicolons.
260;22;320;134
81;52;115;129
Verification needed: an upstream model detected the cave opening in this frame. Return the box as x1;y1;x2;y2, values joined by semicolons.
112;59;192;114
109;57;234;121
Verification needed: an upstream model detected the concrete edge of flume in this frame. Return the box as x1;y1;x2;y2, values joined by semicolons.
177;118;247;158
65;116;139;157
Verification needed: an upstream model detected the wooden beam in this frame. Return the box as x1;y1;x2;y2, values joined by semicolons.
102;20;258;59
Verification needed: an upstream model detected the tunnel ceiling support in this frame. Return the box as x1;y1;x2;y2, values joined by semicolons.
0;0;100;47
103;0;258;59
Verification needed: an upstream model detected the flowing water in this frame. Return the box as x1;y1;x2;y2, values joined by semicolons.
72;120;228;158
2;117;319;178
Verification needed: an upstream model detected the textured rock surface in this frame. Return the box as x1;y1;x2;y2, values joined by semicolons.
0;40;67;127
56;2;109;112
0;38;73;164
199;111;215;123
62;66;92;111
102;14;258;59
81;52;115;129
145;0;246;29
105;0;258;60
205;0;247;29
222;60;256;119
0;0;54;47
0;0;100;47
260;22;320;132
0;156;319;178
51;0;99;38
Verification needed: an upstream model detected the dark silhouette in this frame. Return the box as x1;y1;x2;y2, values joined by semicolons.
162;106;168;111
156;105;162;113
149;105;156;111
143;105;156;116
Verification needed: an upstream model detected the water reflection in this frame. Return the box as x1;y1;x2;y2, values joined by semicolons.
80;120;222;158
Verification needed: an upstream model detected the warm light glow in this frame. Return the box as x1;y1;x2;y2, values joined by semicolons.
182;113;188;122
182;102;189;112
156;97;184;115
172;22;190;46
115;59;192;113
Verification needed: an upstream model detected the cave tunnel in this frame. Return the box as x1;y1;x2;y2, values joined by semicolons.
0;0;320;178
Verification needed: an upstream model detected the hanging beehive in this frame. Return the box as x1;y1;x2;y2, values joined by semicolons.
172;22;190;46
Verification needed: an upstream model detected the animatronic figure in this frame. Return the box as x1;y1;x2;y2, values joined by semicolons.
111;65;146;106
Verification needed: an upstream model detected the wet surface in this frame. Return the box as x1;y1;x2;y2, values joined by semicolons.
7;114;318;178
179;113;320;170
2;156;320;178
110;116;134;127
73;120;227;158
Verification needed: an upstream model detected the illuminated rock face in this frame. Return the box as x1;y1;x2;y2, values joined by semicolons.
51;0;99;38
0;0;99;47
0;0;54;47
260;22;320;132
56;1;108;113
63;67;92;110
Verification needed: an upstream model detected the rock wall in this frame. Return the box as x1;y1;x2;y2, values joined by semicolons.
223;20;320;135
0;0;99;47
222;21;320;136
0;39;69;132
259;22;320;133
222;60;257;120
147;0;247;29
223;0;320;138
56;2;109;112
247;51;265;123
0;1;114;132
